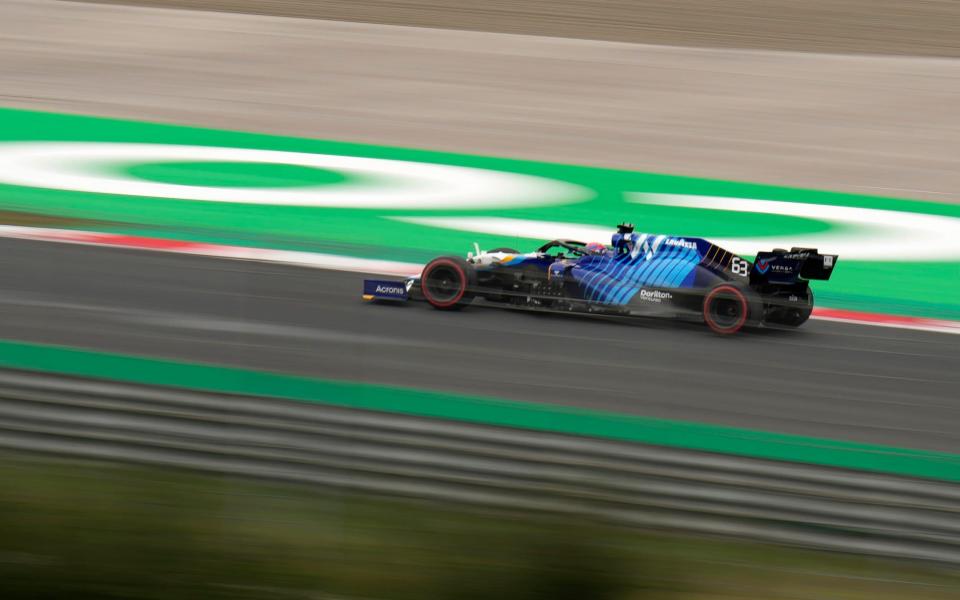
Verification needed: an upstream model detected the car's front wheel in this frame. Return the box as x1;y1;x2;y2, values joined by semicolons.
420;257;476;310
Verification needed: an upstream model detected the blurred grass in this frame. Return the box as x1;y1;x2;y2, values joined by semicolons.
1;452;959;599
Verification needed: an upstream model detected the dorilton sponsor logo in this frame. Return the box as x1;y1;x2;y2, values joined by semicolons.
376;285;405;295
664;238;697;249
639;289;673;302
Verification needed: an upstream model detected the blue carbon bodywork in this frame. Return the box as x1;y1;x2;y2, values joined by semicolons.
496;254;530;266
572;234;716;305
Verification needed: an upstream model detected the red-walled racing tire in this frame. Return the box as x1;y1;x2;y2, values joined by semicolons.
420;257;476;310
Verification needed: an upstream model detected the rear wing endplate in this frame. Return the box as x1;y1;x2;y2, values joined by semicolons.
751;248;838;284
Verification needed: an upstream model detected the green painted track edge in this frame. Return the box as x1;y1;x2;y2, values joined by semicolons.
1;338;958;482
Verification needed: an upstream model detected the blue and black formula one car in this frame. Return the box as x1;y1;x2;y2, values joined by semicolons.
364;224;837;334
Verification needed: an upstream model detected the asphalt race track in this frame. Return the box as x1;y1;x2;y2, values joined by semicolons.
2;237;957;452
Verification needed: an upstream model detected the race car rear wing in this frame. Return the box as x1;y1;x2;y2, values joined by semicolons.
750;248;838;285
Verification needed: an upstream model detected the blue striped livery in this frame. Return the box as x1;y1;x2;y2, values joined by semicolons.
572;234;706;305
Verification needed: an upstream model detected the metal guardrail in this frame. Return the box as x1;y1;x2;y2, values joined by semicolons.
0;369;958;563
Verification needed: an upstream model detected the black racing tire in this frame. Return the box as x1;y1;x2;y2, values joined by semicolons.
420;257;476;310
702;284;756;335
489;247;520;253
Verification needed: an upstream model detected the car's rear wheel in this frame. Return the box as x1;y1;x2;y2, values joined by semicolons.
703;284;750;334
775;288;814;327
420;257;475;310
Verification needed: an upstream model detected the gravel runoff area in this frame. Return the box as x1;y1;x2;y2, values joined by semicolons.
76;0;960;57
1;0;958;201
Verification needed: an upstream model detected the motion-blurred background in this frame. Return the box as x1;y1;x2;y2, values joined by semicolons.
1;1;959;598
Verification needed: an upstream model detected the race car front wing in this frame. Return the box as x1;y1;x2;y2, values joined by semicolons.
362;279;410;302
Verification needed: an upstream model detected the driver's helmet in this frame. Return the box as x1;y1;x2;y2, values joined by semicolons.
584;242;607;255
611;232;635;254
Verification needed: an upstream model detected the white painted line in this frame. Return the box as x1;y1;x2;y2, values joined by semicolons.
0;225;421;275
0;142;590;209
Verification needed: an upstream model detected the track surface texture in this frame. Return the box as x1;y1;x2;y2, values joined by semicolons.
1;238;957;453
2;0;959;201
